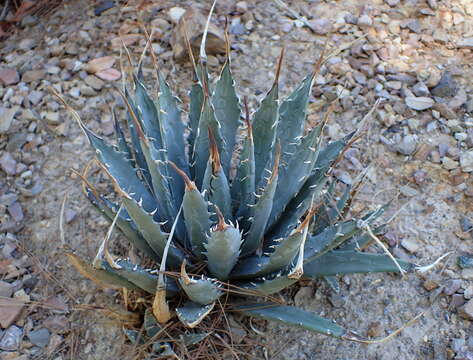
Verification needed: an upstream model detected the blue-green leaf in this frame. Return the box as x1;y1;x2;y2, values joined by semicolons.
233;223;305;279
124;88;152;189
202;133;232;221
171;163;211;259
268;125;323;230
108;259;178;296
133;76;164;150
212;61;240;178
235;303;361;339
188;80;204;178
179;262;222;305
80;123;155;212
176;301;215;328
205;213;242;281
192;96;224;189
85;187;159;262
157;73;188;209
121;195;184;267
236;266;297;295
232;105;255;222
240;145;280;256
252;83;279;187
112;109;133;162
303;250;413;278
278;74;314;165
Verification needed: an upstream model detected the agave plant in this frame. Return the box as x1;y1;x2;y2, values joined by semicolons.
62;20;415;349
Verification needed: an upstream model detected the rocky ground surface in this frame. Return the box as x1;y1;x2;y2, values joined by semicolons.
1;0;473;359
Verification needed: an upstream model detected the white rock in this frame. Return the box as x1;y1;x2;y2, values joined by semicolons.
168;7;186;23
457;37;473;48
460;150;473;172
401;238;420;253
405;96;434;111
358;14;373;27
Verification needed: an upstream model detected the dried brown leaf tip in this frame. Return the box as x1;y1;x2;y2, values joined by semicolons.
169;161;197;191
268;142;281;185
208;127;221;174
214;206;228;231
273;47;285;88
243;96;253;142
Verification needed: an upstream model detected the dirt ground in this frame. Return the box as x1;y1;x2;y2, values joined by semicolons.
1;0;473;359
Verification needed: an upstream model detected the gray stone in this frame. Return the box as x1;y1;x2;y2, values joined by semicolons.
0;325;22;351
358;14;372;27
42;112;60;125
18;38;38;51
460;216;473;232
412;82;430;97
0;152;17;175
444;279;462;295
235;1;248;13
459;299;473;320
22;69;46;83
457;37;473;49
0;107;19;134
451;293;466;307
68;87;81;98
79;85;97;97
8;202;24;222
405;96;434;110
401;238;420;253
399;185;418;197
0;281;13;298
397;134;417;155
65;209;77;224
442;156;459;170
84;75;104;91
406;19;421;33
460;150;473;172
0;68;19;85
452;338;466;353
431;71;458;98
310;18;332;35
28;91;44;105
28;328;50;348
385;0;399;6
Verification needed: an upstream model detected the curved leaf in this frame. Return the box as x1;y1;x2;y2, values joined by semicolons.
179;263;222;305
303;250;413;278
81;124;155;212
66;252;140;291
176;301;215;328
121;196;185;267
85;188;159;262
235;303;355;339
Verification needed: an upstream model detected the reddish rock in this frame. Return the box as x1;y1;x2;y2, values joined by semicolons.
0;298;24;328
110;34;141;48
95;68;121;81
22;69;46;83
0;68;19;85
85;56;115;74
